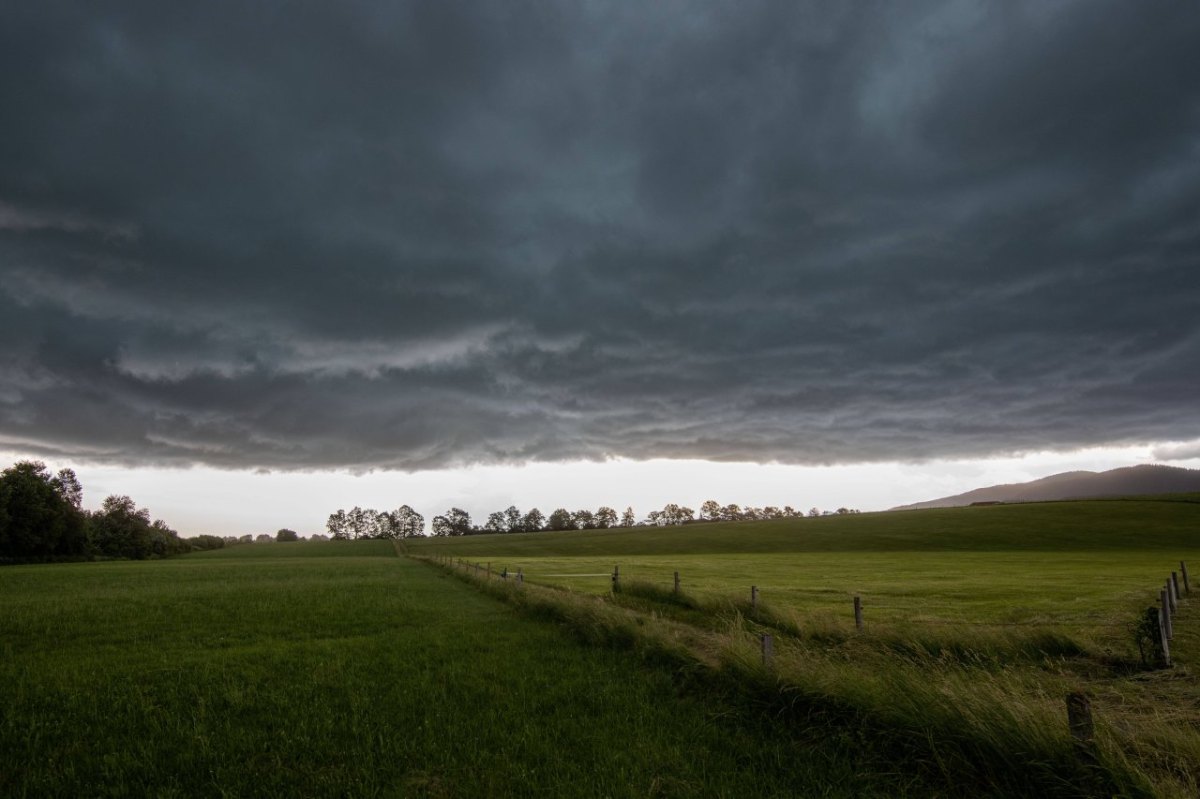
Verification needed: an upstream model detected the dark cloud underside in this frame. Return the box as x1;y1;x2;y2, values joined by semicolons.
2;1;1199;469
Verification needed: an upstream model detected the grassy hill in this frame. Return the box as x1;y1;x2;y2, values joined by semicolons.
409;496;1200;558
407;498;1200;629
893;466;1200;510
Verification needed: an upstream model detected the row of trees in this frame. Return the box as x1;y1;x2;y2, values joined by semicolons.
324;500;861;538
325;506;425;540
187;530;334;549
461;505;636;535
697;502;859;521
0;461;188;562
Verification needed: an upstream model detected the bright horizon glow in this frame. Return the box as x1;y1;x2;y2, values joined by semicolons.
2;443;1198;538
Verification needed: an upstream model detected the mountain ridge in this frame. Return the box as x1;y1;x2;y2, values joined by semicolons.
891;464;1200;510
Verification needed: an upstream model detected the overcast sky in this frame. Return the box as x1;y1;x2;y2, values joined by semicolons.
3;2;1199;533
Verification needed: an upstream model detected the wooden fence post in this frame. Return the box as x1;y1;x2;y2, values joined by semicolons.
1066;692;1096;764
612;565;620;593
1161;589;1173;640
1145;606;1171;668
674;571;680;595
751;585;758;611
1167;579;1178;613
517;568;523;584
854;595;863;631
1182;561;1190;594
1172;572;1181;603
761;634;773;669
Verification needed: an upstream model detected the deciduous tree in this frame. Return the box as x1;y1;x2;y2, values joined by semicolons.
327;509;349;540
0;460;88;560
521;508;545;532
432;508;472;536
390;505;424;538
547;508;574;531
504;505;522;533
485;511;508;534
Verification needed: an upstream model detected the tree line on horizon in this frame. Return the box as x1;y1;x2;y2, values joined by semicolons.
326;500;861;539
0;460;189;563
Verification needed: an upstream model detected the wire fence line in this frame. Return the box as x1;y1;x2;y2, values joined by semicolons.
536;573;613;577
427;555;1189;641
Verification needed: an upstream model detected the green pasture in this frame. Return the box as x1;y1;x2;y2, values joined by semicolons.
2;541;928;798
409;499;1200;634
3;499;1198;797
418;551;1181;632
408;499;1200;796
411;498;1200;557
188;538;399;558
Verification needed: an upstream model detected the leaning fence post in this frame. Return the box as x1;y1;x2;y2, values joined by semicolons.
1161;589;1174;640
612;565;620;593
1145;606;1171;668
674;571;680;595
1067;692;1094;743
1167;579;1178;613
854;595;863;631
761;634;774;669
1182;561;1191;594
1172;572;1181;603
751;585;759;612
1066;692;1096;763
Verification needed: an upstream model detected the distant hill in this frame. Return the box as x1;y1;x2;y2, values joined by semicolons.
891;464;1200;510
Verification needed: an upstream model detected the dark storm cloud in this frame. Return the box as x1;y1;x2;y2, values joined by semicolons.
2;1;1199;470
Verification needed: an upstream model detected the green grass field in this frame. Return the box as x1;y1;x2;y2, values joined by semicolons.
408;499;1200;628
2;540;943;798
409;498;1200;797
3;499;1198;797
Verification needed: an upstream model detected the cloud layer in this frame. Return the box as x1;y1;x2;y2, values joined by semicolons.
2;1;1199;470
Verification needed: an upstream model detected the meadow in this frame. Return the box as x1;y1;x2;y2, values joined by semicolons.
2;499;1197;797
410;498;1200;797
3;540;948;798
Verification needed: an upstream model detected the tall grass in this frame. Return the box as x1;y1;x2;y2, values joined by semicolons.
429;553;1196;797
6;547;931;797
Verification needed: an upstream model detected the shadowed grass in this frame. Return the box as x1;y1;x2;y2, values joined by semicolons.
3;542;981;798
